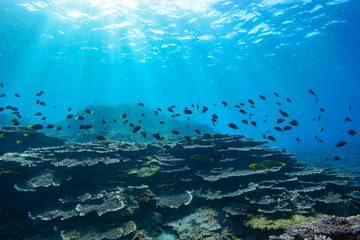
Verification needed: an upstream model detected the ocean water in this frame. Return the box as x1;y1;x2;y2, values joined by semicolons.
1;1;360;239
1;0;359;169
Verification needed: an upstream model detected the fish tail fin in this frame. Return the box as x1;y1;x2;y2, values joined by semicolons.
28;125;33;129
210;158;214;162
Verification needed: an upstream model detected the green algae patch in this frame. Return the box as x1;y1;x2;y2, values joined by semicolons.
137;166;160;177
245;214;323;230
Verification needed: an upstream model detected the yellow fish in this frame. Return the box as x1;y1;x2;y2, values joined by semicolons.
23;133;29;137
191;154;214;162
249;163;268;171
260;160;286;168
16;140;22;144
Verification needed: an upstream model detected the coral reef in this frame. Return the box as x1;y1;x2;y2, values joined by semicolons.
0;126;65;154
270;215;360;240
0;134;359;239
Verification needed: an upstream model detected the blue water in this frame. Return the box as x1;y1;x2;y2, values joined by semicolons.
0;0;359;168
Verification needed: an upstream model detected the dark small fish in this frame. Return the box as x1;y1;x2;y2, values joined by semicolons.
240;103;245;106
267;136;277;141
75;116;84;120
201;106;208;114
132;126;141;134
0;107;3;112
309;89;318;102
157;108;162;112
53;106;56;109
141;131;147;137
68;125;70;128
262;133;266;139
0;94;5;97
29;124;43;130
66;114;74;119
289;120;300;127
228;123;239;130
279;109;290;117
318;139;324;143
274;126;283;132
138;103;145;106
85;109;93;114
113;120;117;123
239;109;247;115
248;99;255;105
212;114;218;119
96;136;106;141
170;105;176;108
167;107;174;113
195;129;201;135
320;108;325;112
221;101;228;107
318;115;322;121
41;117;46;121
172;130;181;136
121;113;127;119
349;105;352;111
101;120;106;124
286;98;292;103
141;114;145;117
139;120;142;123
251;121;257;127
160;120;165;124
263;120;268;123
344;117;352;123
277;118;285;124
13;121;20;126
197;105;199;111
0;83;3;88
334;156;341;161
68;107;72;111
296;137;300;142
187;117;190;121
55;126;62;131
335;141;347;147
35;91;44;96
174;113;180;117
154;111;158;116
34;112;42;116
325;157;330;161
45;124;54;129
184;109;193;114
123;120;129;125
211;118;217;123
153;132;165;140
5;106;13;109
234;104;241;108
39;101;46;106
241;120;248;125
284;126;292;131
184;136;192;142
276;102;281;106
84;125;92;130
348;130;358;136
319;126;324;132
259;95;266;100
13;93;20;97
274;92;279;97
129;123;134;127
78;125;85;130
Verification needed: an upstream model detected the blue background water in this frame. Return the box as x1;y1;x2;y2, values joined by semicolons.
0;0;359;169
